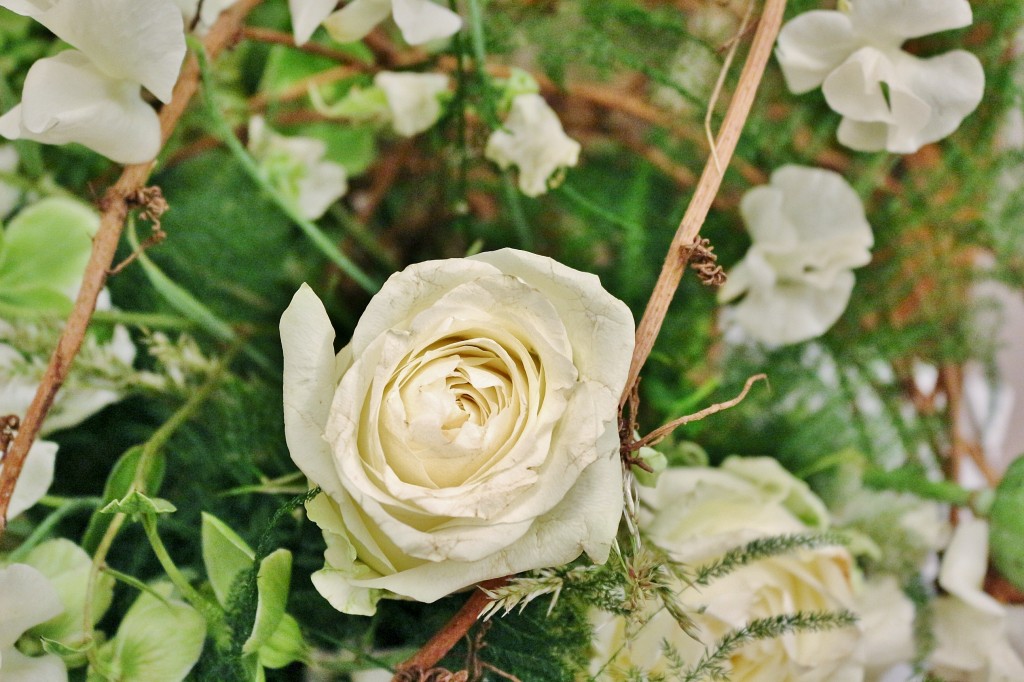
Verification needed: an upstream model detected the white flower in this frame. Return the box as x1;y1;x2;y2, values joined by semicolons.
1;440;57;521
173;0;237;34
776;0;984;153
592;457;867;681
0;563;66;682
0;145;20;218
281;248;634;614
485;93;581;197
718;165;873;345
930;518;1024;681
0;0;187;163
247;116;348;220
289;0;462;47
373;71;449;137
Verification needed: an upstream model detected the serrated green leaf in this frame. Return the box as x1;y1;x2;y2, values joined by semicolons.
83;445;166;554
100;490;177;517
242;549;292;655
257;613;306;670
990;455;1024;591
95;586;207;682
201;512;255;606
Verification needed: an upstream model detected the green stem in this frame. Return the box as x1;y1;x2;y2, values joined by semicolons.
7;497;101;562
0;299;195;330
192;39;379;293
862;467;975;506
465;0;500;128
141;514;221;623
501;172;533;249
327;206;398;271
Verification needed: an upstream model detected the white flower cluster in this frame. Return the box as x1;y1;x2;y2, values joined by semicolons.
290;0;462;47
776;0;984;153
0;0;187;163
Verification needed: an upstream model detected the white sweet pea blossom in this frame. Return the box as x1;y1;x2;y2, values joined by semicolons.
776;0;984;153
247;116;348;220
0;564;66;682
930;518;1024;681
281;249;634;614
374;71;450;137
485;93;581;197
718;165;873;345
0;0;187;163
289;0;462;47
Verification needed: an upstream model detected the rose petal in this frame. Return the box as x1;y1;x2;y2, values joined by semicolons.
1;51;161;164
848;0;973;42
322;0;393;44
288;0;340;44
775;10;858;94
391;0;462;45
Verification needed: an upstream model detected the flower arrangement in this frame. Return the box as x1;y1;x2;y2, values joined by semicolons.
0;1;1022;681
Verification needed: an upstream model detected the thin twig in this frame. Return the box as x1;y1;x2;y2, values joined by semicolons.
705;0;755;175
393;578;508;681
621;0;787;408
242;26;372;66
0;0;265;533
630;374;767;451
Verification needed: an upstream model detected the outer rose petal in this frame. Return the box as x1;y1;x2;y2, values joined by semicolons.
6;440;57;519
29;0;187;102
775;10;858;94
848;0;973;42
322;0;392;43
288;0;340;44
391;0;462;45
0;51;161;164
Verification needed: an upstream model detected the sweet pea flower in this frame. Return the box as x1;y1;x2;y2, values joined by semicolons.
776;0;984;153
289;0;462;47
718;165;873;345
0;0;187;163
485;93;581;197
374;71;450;137
247;116;348;220
0;564;66;681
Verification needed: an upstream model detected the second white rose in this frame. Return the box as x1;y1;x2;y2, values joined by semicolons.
280;248;635;614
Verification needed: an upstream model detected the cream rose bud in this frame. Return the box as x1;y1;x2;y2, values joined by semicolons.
592;457;867;680
281;248;634;615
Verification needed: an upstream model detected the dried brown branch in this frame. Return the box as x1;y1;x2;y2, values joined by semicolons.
621;0;787;408
0;0;265;532
393;578;509;681
242;26;372;66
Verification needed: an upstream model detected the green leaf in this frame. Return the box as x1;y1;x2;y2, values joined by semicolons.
242;549;292;655
0;197;97;309
94;586;207;682
201;512;255;606
83;445;166;554
990;455;1024;591
100;490;177;517
24;539;113;645
257;613;306;670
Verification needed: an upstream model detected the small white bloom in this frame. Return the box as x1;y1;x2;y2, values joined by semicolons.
173;0;237;34
289;0;462;47
0;563;66;682
281;249;634;614
0;0;187;163
776;0;984;153
0;145;20;218
485;93;581;197
373;71;449;137
930;518;1024;681
718;165;873;345
247;116;348;220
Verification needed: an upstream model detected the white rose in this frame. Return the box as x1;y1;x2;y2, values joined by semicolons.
592;457;867;681
280;248;634;614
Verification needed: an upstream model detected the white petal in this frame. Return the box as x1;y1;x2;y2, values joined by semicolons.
6;439;57;519
849;0;973;42
822;47;898;124
323;0;392;43
374;71;449;137
939;517;1003;615
0;564;64;649
296;160;348;219
391;0;462;45
289;0;341;45
775;10;858;94
729;271;856;345
835;118;890;152
886;50;984;153
31;0;187;102
768;165;872;250
2;51;161;164
0;0;52;18
0;647;67;682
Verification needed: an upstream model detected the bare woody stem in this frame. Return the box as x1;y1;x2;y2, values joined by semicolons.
0;0;265;533
620;0;788;408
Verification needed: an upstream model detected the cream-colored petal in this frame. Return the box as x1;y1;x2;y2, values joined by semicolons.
2;51;161;164
0;564;64;649
775;10;858;94
848;0;973;42
374;71;449;137
0;647;67;682
6;440;57;519
768;165;873;250
822;47;897;124
836;117;889;152
729;271;856;345
322;0;392;43
939;517;1003;615
289;0;341;44
391;0;462;45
